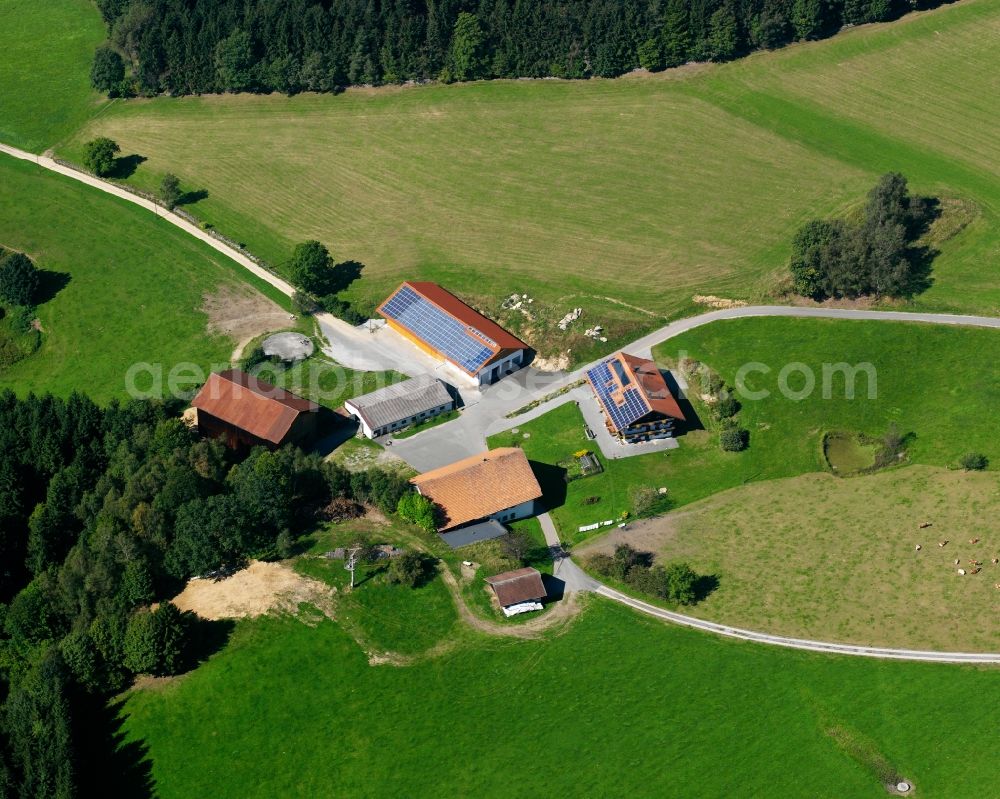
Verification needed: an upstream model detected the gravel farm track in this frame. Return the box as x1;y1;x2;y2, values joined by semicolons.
4;141;998;665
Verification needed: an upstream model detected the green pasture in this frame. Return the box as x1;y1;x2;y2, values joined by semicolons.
578;466;1000;651
491;317;1000;538
120;597;1000;798
0;0;107;151
0;155;280;401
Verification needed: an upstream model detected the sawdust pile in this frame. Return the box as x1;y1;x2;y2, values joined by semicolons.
171;560;335;621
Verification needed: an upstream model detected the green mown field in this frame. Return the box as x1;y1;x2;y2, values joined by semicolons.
490;317;1000;537
55;0;1000;359
120;599;1000;798
0;0;107;151
0;156;280;400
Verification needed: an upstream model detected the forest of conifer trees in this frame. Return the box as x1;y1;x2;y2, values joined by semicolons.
90;0;953;97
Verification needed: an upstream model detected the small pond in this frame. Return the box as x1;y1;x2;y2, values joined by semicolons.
823;431;877;476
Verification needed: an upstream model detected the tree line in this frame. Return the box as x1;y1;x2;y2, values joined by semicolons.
0;390;411;798
585;543;704;605
90;0;955;97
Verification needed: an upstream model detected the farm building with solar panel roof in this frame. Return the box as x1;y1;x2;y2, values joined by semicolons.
378;281;528;385
585;352;685;444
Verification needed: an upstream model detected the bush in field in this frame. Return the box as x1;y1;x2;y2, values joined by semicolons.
319;294;368;325
872;422;906;468
611;543;648;581
83;137;120;177
702;370;725;396
713;394;740;420
960;452;988;471
630;485;671;517
585;548;701;606
388;551;435;588
720;425;749;452
291;291;320;315
584;552;615;577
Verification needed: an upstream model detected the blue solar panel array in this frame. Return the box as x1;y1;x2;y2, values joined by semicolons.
382;285;496;373
586;359;651;431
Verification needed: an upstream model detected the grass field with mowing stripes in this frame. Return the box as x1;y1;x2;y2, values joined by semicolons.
57;0;1000;362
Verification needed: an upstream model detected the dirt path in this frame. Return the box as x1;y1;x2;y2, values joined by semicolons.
389;524;586;639
201;283;294;361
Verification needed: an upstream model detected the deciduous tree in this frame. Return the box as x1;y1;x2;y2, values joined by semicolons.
289;240;333;296
449;12;486;81
160;173;181;208
90;46;125;94
215;29;255;92
82;137;120;177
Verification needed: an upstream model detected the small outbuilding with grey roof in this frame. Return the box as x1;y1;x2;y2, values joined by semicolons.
343;374;455;439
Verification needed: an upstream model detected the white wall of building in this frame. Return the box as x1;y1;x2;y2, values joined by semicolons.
487;497;538;524
344;400;454;439
477;350;524;385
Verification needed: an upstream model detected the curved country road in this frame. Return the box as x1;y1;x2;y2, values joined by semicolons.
3;142;999;664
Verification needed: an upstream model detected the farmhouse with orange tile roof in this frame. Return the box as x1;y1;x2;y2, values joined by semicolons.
411;448;543;531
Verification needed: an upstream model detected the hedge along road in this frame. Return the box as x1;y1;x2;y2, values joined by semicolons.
4;141;1000;664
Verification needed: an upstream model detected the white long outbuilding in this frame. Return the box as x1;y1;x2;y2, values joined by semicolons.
344;374;455;439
